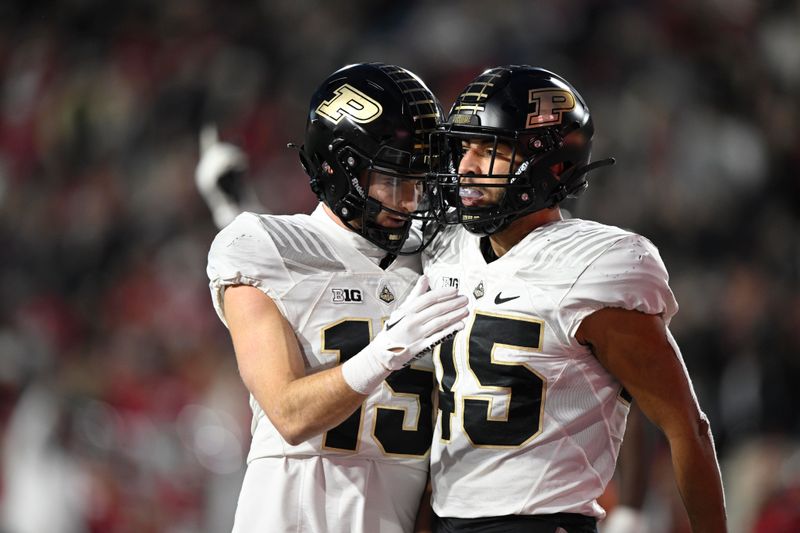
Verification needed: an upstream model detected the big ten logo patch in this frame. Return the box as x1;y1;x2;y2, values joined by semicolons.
441;277;459;289
316;84;383;125
332;288;363;304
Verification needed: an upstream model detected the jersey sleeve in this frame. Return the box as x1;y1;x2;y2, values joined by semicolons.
206;212;294;327
559;234;679;337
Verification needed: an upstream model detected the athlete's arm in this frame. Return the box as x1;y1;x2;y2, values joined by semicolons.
601;402;649;533
224;285;364;445
577;307;727;532
224;280;467;445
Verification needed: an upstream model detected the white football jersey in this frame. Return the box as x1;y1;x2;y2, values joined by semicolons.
422;219;678;520
207;204;433;532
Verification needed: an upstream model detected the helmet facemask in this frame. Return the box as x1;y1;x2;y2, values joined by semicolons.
307;138;440;255
434;124;594;236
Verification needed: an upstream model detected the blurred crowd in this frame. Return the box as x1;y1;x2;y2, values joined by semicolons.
0;1;798;532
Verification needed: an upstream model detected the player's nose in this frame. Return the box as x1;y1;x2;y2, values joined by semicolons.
458;148;484;176
397;182;420;212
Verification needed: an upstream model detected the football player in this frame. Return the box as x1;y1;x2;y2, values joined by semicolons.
206;63;468;533
423;65;727;532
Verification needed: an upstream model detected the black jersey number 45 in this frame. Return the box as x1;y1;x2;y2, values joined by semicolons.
437;311;546;447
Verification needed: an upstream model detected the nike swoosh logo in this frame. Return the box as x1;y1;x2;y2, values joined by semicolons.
386;316;403;330
494;293;520;305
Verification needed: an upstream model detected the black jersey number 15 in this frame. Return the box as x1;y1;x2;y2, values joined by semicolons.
321;318;434;457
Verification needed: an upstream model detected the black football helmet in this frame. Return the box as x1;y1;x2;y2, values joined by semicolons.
298;63;444;254
433;65;614;235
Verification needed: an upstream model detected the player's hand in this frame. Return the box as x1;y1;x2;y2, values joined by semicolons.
600;506;645;533
195;124;252;229
341;276;469;394
375;276;468;370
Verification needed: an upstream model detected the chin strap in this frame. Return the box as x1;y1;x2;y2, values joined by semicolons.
552;157;616;203
578;156;616;175
565;157;616;189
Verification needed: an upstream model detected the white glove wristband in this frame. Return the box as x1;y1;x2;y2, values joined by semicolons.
341;347;394;395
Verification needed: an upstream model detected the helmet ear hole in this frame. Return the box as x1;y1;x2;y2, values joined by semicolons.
550;162;566;177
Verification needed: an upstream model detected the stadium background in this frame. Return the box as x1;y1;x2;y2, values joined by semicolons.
0;0;798;531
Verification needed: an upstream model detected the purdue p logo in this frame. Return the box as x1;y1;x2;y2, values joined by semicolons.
526;89;575;129
316;84;383;125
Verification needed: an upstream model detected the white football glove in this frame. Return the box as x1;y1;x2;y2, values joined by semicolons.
195;124;262;229
342;276;469;394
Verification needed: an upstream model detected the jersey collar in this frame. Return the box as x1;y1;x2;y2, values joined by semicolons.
310;203;392;268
